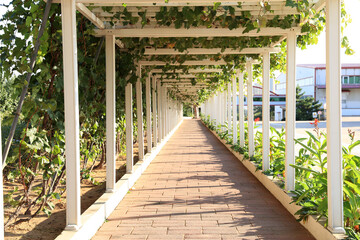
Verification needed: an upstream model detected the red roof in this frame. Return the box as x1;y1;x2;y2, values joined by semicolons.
297;63;360;69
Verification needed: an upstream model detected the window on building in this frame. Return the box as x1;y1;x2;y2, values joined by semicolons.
296;77;314;87
350;76;355;84
356;76;360;84
342;75;360;84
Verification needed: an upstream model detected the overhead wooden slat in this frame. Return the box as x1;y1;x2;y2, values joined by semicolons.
144;47;280;55
94;27;302;38
90;4;294;14
63;0;287;6
96;9;299;18
151;69;223;73
140;60;229;66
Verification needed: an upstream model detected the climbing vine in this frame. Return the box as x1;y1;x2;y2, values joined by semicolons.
0;0;354;230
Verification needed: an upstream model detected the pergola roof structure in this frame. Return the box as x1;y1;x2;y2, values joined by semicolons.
58;0;326;100
36;1;345;239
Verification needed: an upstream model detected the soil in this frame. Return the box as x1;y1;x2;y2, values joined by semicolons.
4;144;143;240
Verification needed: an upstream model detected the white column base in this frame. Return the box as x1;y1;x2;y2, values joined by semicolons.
65;225;81;231
327;227;345;234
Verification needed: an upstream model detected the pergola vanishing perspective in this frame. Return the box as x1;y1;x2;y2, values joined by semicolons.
3;0;343;239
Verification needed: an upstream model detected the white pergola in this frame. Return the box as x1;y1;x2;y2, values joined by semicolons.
0;0;343;239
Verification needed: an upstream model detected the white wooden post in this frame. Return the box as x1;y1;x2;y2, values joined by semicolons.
136;67;144;161
162;87;167;138
61;0;81;229
217;93;221;127
246;61;255;156
152;75;158;147
232;75;237;144
163;88;167;136
210;96;214;122
207;99;210;120
285;31;296;191
167;96;170;133
219;92;222;129
221;93;224;127
146;75;152;153
238;72;245;148
214;95;217;124
326;0;345;233
223;90;226;132
262;51;271;171
105;35;116;192
0;117;4;239
125;83;133;173
227;82;232;135
247;61;255;156
158;82;163;140
167;91;170;134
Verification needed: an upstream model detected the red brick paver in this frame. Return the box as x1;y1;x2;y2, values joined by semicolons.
93;119;315;240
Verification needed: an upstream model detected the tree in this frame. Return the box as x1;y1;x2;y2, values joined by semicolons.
296;86;322;120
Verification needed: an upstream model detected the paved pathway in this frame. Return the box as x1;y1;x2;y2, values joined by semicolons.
93;119;315;240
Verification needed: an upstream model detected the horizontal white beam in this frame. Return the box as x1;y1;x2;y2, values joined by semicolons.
162;80;208;82
53;0;291;6
163;83;208;85
144;59;260;66
89;3;293;10
99;10;299;20
168;85;207;88
158;74;218;78
95;27;301;38
140;60;229;66
151;69;223;73
144;47;280;55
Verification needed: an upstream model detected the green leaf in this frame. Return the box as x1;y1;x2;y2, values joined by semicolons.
290;164;320;175
344;180;360;196
25;16;32;27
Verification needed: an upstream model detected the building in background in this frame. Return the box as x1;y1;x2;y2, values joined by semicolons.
274;63;360;120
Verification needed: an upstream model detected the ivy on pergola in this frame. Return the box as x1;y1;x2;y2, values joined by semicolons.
68;0;330;103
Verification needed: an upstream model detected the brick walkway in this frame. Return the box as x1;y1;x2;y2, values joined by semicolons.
93;119;315;240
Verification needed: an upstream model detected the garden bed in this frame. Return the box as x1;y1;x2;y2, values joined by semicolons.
4;147;141;240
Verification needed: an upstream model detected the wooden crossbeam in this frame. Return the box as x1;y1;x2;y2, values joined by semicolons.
98;10;299;20
91;4;296;14
141;59;260;66
157;74;216;78
140;60;229;66
168;85;208;87
76;3;105;29
161;79;209;83
151;69;223;73
144;47;280;55
52;0;292;6
94;27;302;38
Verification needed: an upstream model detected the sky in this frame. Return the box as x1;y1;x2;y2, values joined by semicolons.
296;0;360;64
0;0;359;64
